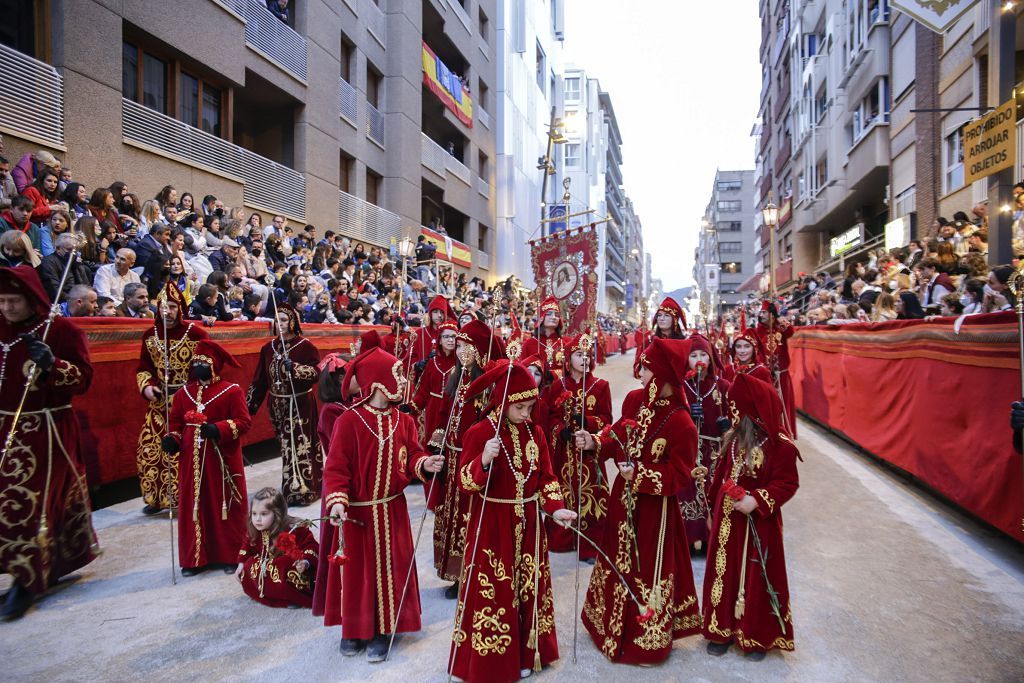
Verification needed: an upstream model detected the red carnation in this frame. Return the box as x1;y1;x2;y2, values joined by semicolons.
621;419;638;431
723;479;746;501
636;606;655;624
684;369;696;380
329;549;349;567
275;532;302;561
599;425;614;439
696;362;707;373
185;410;208;423
552;390;572;410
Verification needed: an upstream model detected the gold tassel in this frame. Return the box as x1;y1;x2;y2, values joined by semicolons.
734;592;746;619
221;503;228;521
529;627;542;672
534;648;542;673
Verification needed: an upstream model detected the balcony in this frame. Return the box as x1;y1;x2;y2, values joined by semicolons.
219;0;308;82
123;98;305;219
421;132;448;178
477;105;491;130
447;0;472;33
364;0;387;46
421;225;473;267
845;121;889;191
0;42;64;149
338;189;401;248
339;77;358;125
476;176;490;198
366;101;385;148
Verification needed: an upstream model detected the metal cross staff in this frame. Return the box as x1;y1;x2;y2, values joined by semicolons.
159;301;177;585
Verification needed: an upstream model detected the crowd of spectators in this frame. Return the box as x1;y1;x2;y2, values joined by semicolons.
0;145;534;331
725;197;1018;328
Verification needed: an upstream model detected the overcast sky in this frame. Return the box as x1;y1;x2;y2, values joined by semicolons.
562;0;762;291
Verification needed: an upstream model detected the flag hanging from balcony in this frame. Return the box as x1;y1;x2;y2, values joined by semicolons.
422;42;473;128
529;225;599;335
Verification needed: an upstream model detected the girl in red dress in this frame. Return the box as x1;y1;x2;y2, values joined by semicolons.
545;333;612;560
449;358;576;683
236;487;318;608
577;337;702;666
679;334;732;553
726;329;772;384
703;373;800;660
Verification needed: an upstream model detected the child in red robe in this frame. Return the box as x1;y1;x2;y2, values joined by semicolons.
236;487;318;608
703;373;800;660
545;332;612;560
448;356;576;683
316;347;444;662
163;340;251;576
577;337;702;665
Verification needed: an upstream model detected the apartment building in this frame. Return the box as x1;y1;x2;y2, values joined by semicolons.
494;0;565;285
0;0;498;279
561;67;646;321
694;170;756;311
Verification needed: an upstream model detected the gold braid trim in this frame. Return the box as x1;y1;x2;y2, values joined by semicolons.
226;419;239;441
541;480;563;503
508;387;539;403
324;491;349;509
460;463;483;492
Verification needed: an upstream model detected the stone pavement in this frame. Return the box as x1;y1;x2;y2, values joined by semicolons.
3;352;1023;682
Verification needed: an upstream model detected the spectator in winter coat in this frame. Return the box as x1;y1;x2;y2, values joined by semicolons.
38;232;94;302
0;195;43;252
11;150;60;194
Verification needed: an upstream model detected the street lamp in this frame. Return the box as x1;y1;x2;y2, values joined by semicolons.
761;197;779;298
395;234;417;316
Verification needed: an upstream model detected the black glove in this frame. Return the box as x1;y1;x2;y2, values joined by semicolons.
282;358;294;374
413;359;428;375
690;402;703;421
398;403;414;414
1012;401;1024;431
716;417;732;434
247;402;259;417
560;426;575;442
21;334;55;371
199;423;220;441
570;412;584;429
161;435;180;454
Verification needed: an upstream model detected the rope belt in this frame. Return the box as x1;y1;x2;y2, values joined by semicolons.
271;388;312;399
0;404;71;416
429;392;443;398
348;492;403;507
482;493;539;505
698;435;721;443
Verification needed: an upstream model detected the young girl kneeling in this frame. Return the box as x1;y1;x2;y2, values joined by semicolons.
236;487;319;608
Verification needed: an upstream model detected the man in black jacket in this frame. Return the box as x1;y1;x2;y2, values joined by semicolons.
38;232;92;302
208;236;240;274
130;223;171;270
187;283;235;324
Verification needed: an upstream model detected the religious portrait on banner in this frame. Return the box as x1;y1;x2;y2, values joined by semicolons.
530;225;599;335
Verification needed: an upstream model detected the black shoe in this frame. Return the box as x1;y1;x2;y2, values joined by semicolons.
339;638;366;656
367;633;390;663
444;582;459;600
745;650;767;662
0;582;33;621
180;566;206;577
221;563;238;574
583;556;596;565
142;504;164;516
706;640;731;656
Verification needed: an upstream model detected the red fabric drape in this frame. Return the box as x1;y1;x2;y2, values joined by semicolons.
790;312;1024;543
67;318;385;486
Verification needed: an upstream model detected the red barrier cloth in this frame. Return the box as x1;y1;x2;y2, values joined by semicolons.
790;312;1024;542
68;318;385;486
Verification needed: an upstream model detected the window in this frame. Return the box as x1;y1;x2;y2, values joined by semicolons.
123;40;228;138
850;78;889;145
180;73;199;128
564;143;581;167
122;43;139;103
798;172;806;199
366;168;382;205
721;262;743;273
717;179;742;192
536;42;546;93
721;221;743;231
367;64;383;107
717;200;742;212
142;53;167;114
944;126;964;194
565;77;581;101
202;84;221;137
815;85;828;123
340;154;354;194
339;33;355;83
478;224;489;252
479;8;490;45
719;241;744;253
815;157;828;192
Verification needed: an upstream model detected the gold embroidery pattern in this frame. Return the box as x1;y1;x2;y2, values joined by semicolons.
324;491;349;508
51;361;82;387
470;606;512;656
634;464;663;495
136;371;153;393
755;488;775;514
226;419;238;441
460;464;482;492
583;561;610;636
633;575;675;651
615;520;634;575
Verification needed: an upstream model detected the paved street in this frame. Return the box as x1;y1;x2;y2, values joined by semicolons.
3;351;1023;682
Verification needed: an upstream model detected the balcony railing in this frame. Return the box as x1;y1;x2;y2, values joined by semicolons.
421;133;448;177
447;0;472;31
0;43;64;148
366;101;385;147
339;77;358;124
476;176;490;198
221;0;308;81
338;189;401;247
446;154;471;185
364;0;387;46
122;98;305;220
477;105;491;129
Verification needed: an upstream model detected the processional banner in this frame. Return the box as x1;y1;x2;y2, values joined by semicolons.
529;224;599;335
